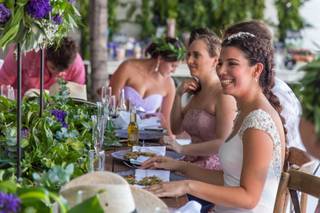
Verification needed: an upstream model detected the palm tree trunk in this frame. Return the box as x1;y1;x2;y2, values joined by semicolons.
89;0;108;100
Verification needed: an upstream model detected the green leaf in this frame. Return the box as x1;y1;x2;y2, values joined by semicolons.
68;195;104;213
0;181;17;193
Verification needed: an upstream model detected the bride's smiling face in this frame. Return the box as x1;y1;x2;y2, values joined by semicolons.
216;46;258;97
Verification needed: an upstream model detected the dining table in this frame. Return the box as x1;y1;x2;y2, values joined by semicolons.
105;143;188;209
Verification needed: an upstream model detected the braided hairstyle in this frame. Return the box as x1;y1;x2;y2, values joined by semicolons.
189;27;221;58
222;32;287;136
145;37;184;62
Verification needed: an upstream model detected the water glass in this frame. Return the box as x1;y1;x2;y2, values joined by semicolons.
108;95;117;118
92;114;106;152
100;86;108;104
1;85;15;100
88;149;105;172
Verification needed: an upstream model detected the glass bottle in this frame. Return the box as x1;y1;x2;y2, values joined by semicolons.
127;108;139;147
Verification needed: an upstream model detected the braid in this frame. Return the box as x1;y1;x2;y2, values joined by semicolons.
189;28;221;57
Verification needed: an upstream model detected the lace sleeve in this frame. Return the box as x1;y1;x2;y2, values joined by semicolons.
239;109;282;177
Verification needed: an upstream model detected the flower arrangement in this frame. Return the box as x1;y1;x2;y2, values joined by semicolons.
0;79;120;185
0;0;80;51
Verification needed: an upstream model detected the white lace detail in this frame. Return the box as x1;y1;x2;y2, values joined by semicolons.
239;109;282;177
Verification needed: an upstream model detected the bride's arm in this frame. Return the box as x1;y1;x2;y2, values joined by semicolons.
150;128;275;209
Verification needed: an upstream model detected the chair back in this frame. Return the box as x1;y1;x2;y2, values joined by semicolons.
274;170;320;213
275;147;316;213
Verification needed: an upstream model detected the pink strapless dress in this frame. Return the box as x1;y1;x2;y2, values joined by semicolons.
181;109;221;170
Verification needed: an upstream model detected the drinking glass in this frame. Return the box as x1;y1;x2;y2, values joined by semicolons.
100;86;108;104
108;95;117;118
88;149;105;172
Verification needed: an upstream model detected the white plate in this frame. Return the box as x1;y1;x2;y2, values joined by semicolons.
111;149;183;165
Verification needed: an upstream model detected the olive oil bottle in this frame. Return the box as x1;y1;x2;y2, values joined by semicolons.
127;108;139;146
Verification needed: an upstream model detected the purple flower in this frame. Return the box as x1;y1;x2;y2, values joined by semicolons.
0;192;20;213
26;0;52;19
69;0;76;4
0;4;11;24
21;128;29;138
51;109;68;128
52;14;63;25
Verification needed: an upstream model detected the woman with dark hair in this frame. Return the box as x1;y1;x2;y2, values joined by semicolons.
0;37;85;96
142;23;286;212
109;37;184;133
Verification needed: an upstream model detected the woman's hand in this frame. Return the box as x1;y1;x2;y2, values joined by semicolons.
176;78;200;96
140;156;183;171
146;180;189;197
163;135;183;154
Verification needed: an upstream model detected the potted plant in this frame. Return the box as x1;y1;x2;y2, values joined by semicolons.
293;57;320;158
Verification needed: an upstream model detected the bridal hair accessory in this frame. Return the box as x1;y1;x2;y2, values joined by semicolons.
226;32;256;41
152;37;186;61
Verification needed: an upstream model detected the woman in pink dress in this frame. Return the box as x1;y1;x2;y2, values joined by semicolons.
169;28;237;170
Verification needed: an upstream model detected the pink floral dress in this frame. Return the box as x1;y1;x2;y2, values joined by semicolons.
181;109;221;170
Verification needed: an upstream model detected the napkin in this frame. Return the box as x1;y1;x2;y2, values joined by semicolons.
132;146;166;156
113;111;161;129
176;201;201;213
176;139;191;146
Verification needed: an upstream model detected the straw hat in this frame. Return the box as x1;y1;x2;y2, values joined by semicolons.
60;171;168;213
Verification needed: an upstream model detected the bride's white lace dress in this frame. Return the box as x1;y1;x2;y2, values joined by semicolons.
215;109;282;213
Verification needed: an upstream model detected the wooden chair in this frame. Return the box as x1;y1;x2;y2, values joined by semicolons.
274;169;320;213
283;147;317;213
284;147;315;172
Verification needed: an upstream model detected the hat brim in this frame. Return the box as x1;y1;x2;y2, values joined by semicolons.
130;186;168;213
60;171;168;213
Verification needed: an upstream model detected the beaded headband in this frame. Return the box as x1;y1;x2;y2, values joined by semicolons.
226;32;256;41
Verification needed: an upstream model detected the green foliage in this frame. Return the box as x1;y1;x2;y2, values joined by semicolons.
32;164;74;192
152;37;186;60
135;0;155;39
68;195;104;213
0;79;119;184
0;180;104;213
293;59;320;138
275;0;307;42
78;0;119;59
127;0;265;38
0;0;80;51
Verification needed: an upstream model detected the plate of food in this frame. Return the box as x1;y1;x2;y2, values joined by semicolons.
111;148;183;166
119;169;185;187
123;169;169;187
124;175;163;186
112;150;158;166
